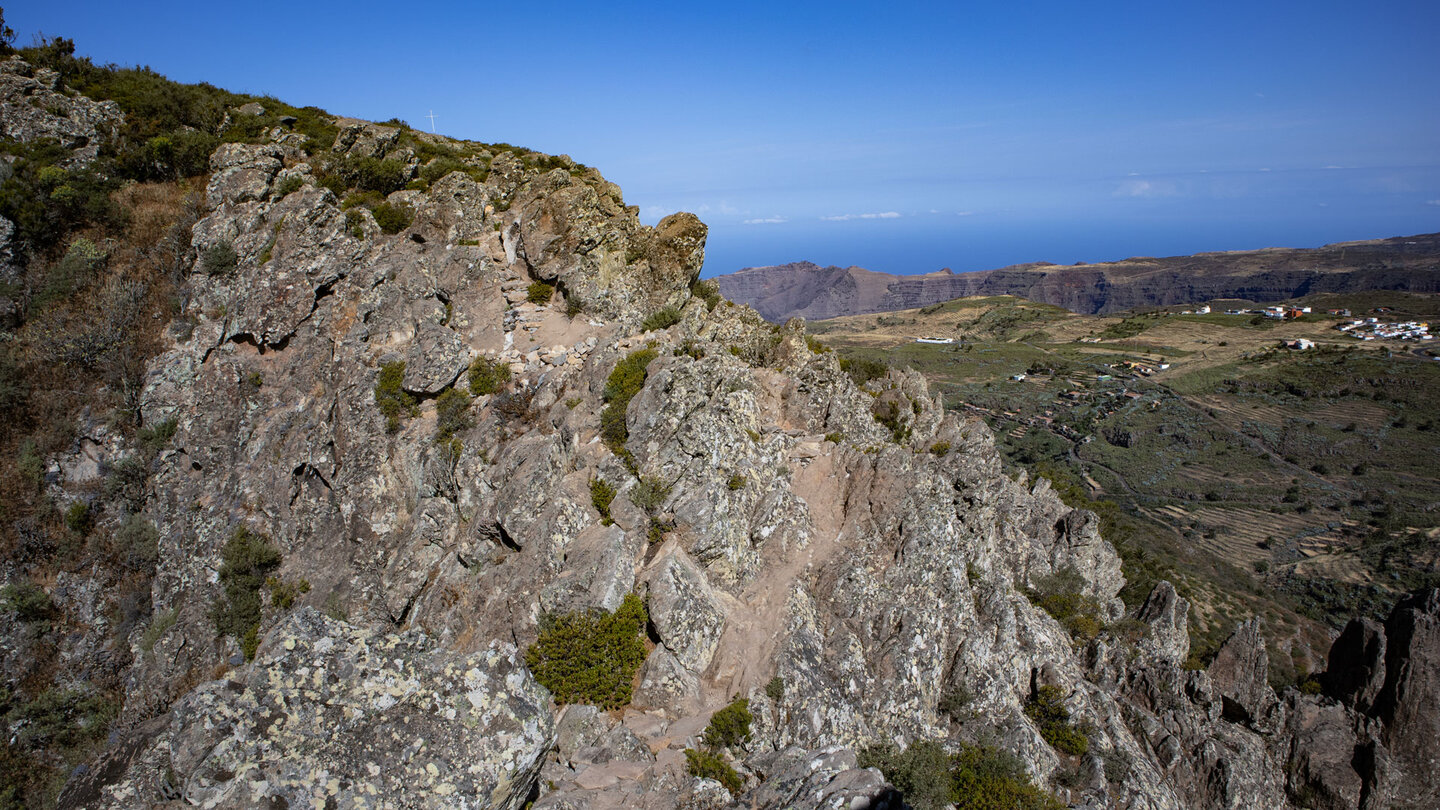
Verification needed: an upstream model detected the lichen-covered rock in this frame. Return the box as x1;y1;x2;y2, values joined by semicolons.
0;55;122;165
70;608;553;809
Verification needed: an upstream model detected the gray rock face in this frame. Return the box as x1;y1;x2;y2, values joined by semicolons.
0;56;123;166
67;609;553;809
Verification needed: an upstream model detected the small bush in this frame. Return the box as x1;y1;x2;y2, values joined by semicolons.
702;698;752;750
212;526;283;660
824;432;843;444
805;335;830;354
1025;685;1089;756
1;582;54;622
64;501;93;535
590;477;616;525
600;348;657;455
684;748;743;795
200;239;237;276
140;606;178;654
115;513;160;571
266;576;310;609
371;200;413;234
138;418;178;456
765;676;784;702
374;361;417;433
434;387;472;442
467;355;512;396
861;741;1063;810
726;473;747;490
929;441;951;456
275;174;304;197
631;476;672;515
345;209;366;238
640;306;682;332
938;684;972;719
839;355;888;386
526;592;648;709
527;281;554;304
1027;566;1103;643
690;279;722;311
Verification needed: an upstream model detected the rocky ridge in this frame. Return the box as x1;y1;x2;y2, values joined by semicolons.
715;240;1440;321
0;65;1436;809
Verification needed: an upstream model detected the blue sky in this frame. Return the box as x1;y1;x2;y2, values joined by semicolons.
9;1;1439;274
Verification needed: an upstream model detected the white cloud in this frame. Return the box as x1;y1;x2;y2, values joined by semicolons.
1114;179;1179;198
955;211;974;217
1426;199;1440;207
820;211;902;221
743;216;787;224
643;205;670;220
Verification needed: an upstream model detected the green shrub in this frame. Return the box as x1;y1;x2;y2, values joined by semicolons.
345;209;366;238
600;348;657;455
115;513;160;571
691;279;722;311
839;355;888;386
138;418;178;456
266;576;310;609
371;200;413;234
824;432;843;444
276;175;305;197
374;361;417;433
212;526;282;660
860;741;1063;810
1;582;54;622
684;748;743;795
467;355;511;396
929;441;951;456
765;676;784;702
525;592;648;709
938;684;972;719
434;387;472;442
31;237;106;311
200;239;237;276
805;335;830;354
64;501;93;535
140;606;178;654
590;477;616;525
527;281;554;304
726;473;747;490
701;698;751;750
6;687;117;751
640;306;681;332
1026;566;1103;643
1025;685;1089;756
631;476;672;514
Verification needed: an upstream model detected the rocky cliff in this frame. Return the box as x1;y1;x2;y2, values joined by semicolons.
716;239;1440;321
2;53;1438;810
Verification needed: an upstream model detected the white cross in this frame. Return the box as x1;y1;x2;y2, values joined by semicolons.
426;110;438;133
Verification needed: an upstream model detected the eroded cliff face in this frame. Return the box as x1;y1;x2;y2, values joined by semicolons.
716;240;1440;321
11;100;1436;809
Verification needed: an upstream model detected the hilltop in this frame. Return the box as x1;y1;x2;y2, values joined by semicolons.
715;235;1440;321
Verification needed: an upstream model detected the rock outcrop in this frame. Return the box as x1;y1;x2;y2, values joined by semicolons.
3;71;1434;809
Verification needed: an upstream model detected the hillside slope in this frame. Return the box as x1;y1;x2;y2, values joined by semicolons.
716;236;1440;320
0;48;1436;810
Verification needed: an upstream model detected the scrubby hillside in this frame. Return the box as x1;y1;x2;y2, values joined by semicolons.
0;34;1437;810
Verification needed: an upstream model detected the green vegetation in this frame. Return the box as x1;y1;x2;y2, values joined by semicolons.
467;355;511;396
937;684;972;719
527;281;554;305
1097;317;1151;340
684;747;743;795
929;441;951;456
1025;685;1089;755
727;473;747;490
640;306;682;332
1026;566;1103;642
590;477;616;525
601;348;658;458
630;476;672;514
765;676;784;702
434;387;472;444
691;279;722;311
370;200;413;234
1;581;54;622
860;740;1064;810
701;698;752;750
374;361;417;433
211;526;283;661
839;355;888;386
525;592;648;709
200;239;237;276
266;576;310;610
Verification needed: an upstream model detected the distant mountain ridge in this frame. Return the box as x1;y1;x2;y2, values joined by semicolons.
714;233;1440;320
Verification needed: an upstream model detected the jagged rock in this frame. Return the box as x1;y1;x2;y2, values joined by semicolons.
1207;619;1280;730
645;551;726;673
67;609;554;809
1136;581;1190;666
744;746;898;809
1371;588;1440;808
205;142;284;208
1280;696;1366;810
1325;616;1386;712
0;55;122;165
